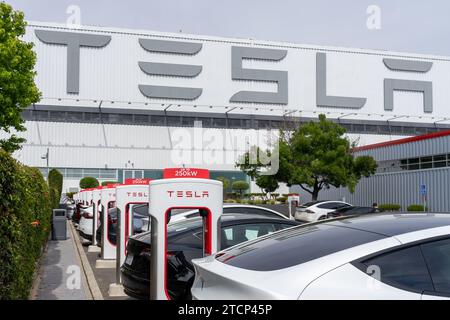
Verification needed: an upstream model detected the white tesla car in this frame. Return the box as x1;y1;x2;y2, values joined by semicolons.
78;206;94;240
192;213;450;300
294;200;351;222
170;204;288;223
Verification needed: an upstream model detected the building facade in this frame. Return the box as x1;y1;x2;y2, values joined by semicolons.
2;21;450;192
315;130;450;212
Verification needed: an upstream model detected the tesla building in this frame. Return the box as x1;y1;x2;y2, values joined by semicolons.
316;130;450;212
2;21;450;192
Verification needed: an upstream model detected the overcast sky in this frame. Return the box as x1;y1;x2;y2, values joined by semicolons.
6;0;450;56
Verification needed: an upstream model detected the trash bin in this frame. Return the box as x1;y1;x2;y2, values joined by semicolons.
52;209;67;240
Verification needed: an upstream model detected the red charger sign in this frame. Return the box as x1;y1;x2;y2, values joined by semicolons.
124;178;152;185
163;168;210;179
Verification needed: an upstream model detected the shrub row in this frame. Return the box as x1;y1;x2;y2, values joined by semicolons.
0;149;52;299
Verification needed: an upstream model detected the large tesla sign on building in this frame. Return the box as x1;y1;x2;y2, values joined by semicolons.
27;22;450;118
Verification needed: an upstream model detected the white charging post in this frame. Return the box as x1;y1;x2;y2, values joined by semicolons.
148;168;223;300
287;193;300;220
88;187;103;253
95;184;120;268
108;178;151;297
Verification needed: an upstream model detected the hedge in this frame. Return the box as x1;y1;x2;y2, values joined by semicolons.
407;204;428;212
0;149;52;299
378;203;401;211
48;169;63;208
101;181;119;186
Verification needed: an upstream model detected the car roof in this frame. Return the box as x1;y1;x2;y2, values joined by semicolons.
325;213;450;236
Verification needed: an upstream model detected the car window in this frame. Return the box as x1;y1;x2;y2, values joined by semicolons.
361;246;434;293
300;201;323;208
421;238;450;293
172;229;203;248
317;202;343;209
221;223;276;250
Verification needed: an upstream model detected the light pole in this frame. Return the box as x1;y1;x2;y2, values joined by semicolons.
41;148;49;180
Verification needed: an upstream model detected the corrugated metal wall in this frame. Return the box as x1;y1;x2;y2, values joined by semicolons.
356;134;450;161
312;134;450;212
317;168;450;212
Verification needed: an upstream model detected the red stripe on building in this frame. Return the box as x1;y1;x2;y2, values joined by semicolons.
353;129;450;152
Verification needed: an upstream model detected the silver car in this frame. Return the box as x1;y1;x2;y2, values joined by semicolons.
192;213;450;300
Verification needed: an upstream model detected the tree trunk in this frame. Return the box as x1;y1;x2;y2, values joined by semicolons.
311;182;320;201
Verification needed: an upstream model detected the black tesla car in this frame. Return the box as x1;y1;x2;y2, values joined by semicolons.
326;206;381;219
121;213;299;300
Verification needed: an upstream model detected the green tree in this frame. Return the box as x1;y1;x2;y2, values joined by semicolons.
255;175;279;199
79;176;99;189
232;180;249;198
237;114;377;201
0;3;40;153
48;169;63;208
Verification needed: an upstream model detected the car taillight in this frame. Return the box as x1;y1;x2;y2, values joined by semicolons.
306;209;315;214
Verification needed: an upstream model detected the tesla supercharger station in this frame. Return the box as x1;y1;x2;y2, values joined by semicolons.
86;188;94;206
95;184;120;269
287;193;300;220
88;187;103;253
148;168;223;300
108;179;151;296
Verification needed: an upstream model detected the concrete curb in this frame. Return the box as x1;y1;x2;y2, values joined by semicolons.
69;222;104;300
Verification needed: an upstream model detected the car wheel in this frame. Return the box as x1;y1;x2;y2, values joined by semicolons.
318;215;327;220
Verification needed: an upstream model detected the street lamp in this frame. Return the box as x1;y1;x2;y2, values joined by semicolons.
41;148;49;180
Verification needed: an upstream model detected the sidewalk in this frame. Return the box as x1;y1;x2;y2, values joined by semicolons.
31;223;91;300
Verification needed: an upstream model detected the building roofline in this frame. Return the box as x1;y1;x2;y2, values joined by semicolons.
26;21;450;62
353;129;450;152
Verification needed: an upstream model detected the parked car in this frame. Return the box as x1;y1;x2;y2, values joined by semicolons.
121;213;299;300
97;204;288;246
78;206;94;240
65;203;76;220
96;205;146;246
192;213;450;300
170;204;288;223
327;206;381;219
72;203;88;224
294;200;351;222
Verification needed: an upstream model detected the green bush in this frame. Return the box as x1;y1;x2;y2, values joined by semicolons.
0;149;52;299
101;181;119;186
232;180;249;198
79;176;99;189
48;169;63;208
276;196;288;203
407;204;427;212
378;203;401;211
